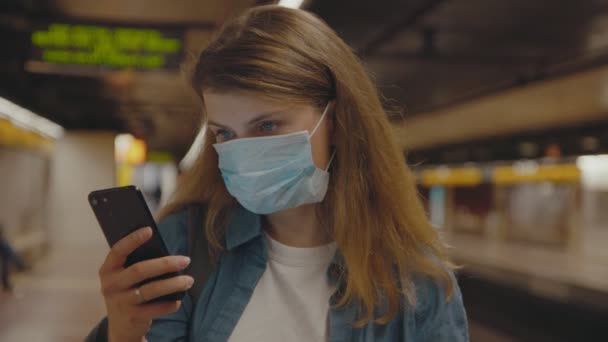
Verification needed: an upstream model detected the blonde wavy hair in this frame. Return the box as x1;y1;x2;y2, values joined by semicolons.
159;5;454;325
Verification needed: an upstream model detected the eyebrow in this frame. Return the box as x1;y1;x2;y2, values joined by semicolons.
208;111;285;130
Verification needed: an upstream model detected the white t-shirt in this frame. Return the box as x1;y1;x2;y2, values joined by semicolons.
228;234;337;342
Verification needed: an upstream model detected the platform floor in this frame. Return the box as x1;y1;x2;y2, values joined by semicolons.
0;242;107;342
444;228;608;305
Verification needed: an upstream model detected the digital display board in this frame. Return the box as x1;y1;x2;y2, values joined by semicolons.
29;23;185;72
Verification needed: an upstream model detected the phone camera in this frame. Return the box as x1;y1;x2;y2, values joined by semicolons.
103;198;108;203
91;198;98;206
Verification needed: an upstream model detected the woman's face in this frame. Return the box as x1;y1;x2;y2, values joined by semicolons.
203;91;333;169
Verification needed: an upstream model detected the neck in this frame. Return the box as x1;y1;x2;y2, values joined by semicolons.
264;204;331;248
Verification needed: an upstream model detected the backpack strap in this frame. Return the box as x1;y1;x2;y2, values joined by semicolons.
185;203;212;315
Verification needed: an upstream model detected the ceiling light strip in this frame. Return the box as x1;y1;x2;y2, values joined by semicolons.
0;97;64;139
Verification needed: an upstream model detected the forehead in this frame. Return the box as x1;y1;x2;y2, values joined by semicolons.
203;90;318;127
203;91;284;120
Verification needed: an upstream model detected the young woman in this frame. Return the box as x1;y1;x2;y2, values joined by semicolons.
96;5;468;341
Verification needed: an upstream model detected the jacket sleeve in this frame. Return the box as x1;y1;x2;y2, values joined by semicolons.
84;317;108;342
145;296;193;342
413;273;470;342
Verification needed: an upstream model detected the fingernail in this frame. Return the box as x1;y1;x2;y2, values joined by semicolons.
186;277;194;287
177;257;191;267
137;227;150;239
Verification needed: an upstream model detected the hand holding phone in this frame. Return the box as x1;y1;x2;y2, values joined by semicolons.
89;186;194;341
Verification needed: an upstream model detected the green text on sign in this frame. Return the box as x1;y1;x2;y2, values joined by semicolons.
31;23;182;69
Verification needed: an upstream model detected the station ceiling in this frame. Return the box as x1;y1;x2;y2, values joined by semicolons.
2;0;608;157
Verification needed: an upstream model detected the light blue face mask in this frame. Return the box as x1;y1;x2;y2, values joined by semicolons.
212;103;335;215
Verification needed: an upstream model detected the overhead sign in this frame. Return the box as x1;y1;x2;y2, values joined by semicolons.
28;22;184;72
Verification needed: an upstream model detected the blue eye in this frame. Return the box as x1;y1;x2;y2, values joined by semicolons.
215;129;235;141
259;121;278;132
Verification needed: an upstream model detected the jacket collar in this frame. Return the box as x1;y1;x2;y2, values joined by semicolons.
225;205;263;251
224;205;345;282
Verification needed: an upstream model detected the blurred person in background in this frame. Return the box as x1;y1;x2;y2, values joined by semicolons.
0;223;27;292
89;5;468;342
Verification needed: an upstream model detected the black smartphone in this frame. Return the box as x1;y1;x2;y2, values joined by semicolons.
88;185;185;303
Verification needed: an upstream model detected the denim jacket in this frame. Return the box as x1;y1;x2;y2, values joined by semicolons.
147;206;469;341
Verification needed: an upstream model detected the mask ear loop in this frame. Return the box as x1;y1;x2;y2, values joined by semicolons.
311;101;336;172
310;101;332;137
324;150;336;172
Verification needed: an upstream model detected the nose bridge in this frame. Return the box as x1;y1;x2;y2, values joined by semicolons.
239;126;258;139
233;128;255;140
